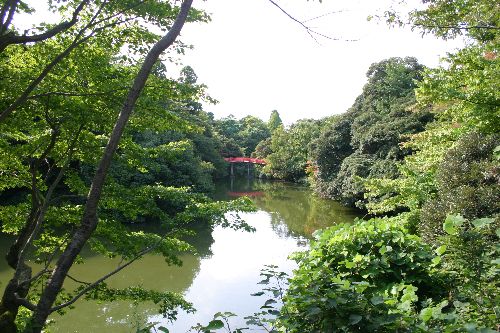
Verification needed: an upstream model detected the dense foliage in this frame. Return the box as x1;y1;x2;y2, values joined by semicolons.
310;57;432;208
278;1;500;332
259;119;325;182
281;218;443;332
0;1;253;331
213;115;271;157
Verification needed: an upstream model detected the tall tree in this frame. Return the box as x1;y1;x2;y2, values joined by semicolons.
267;109;283;132
238;115;271;156
0;1;254;332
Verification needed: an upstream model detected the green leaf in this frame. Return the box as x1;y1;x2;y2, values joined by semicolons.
478;329;498;333
157;327;169;333
263;299;277;307
349;314;362;325
370;295;384;305
250;292;265;296
307;307;322;316
435;245;447;255
312;229;323;239
204;320;225;330
420;307;433;323
443;215;465;235
353;254;363;262
471;217;494;229
379;245;392;255
344;261;356;268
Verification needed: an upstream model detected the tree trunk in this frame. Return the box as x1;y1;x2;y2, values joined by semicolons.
23;1;194;331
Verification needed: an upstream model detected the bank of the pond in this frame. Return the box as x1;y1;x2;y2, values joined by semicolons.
0;179;361;332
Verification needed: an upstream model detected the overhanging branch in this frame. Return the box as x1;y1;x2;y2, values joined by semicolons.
49;245;156;313
0;0;90;52
268;0;357;43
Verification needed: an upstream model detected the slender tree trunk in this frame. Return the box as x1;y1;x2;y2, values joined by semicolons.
24;1;194;331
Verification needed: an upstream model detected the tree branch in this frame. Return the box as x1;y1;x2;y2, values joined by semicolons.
267;0;357;43
49;245;156;313
413;23;500;31
27;90;126;100
65;274;91;286
302;10;345;23
13;294;36;311
0;0;19;36
0;0;90;51
0;0;143;123
15;126;84;273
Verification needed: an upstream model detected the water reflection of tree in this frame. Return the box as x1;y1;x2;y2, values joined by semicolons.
0;224;211;332
252;182;361;238
127;221;216;259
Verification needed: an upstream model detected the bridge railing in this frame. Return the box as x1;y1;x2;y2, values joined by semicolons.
223;157;266;165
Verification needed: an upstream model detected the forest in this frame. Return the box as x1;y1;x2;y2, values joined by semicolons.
0;0;498;332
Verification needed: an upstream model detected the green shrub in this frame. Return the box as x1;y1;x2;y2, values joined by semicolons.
420;132;500;243
281;217;445;332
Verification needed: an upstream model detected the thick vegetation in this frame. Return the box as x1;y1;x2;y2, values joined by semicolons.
259;118;325;182
0;1;253;332
310;57;432;208
212;114;271;158
278;1;500;332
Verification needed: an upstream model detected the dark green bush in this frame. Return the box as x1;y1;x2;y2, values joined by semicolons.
420;132;500;243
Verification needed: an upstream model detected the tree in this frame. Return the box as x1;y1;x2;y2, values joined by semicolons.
237;116;271;156
262;119;322;182
0;1;255;332
267;109;283;132
0;0;89;52
0;0;211;123
213;115;242;139
213;115;271;157
408;0;499;42
310;57;431;207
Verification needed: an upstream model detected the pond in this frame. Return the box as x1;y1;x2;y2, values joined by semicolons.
0;178;361;332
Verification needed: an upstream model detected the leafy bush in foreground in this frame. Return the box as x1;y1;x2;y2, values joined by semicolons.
278;214;499;333
280;218;445;332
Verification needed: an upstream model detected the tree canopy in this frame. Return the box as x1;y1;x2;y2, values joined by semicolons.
310;57;431;207
267;109;283;132
0;1;253;332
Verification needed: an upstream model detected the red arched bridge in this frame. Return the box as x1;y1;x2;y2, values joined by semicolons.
224;157;266;177
223;157;267;165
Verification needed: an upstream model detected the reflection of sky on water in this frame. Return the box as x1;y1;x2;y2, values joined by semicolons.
158;211;306;332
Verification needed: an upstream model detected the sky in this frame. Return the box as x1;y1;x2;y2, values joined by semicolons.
175;0;464;125
18;0;464;125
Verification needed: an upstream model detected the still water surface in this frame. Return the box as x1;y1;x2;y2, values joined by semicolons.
0;179;360;332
